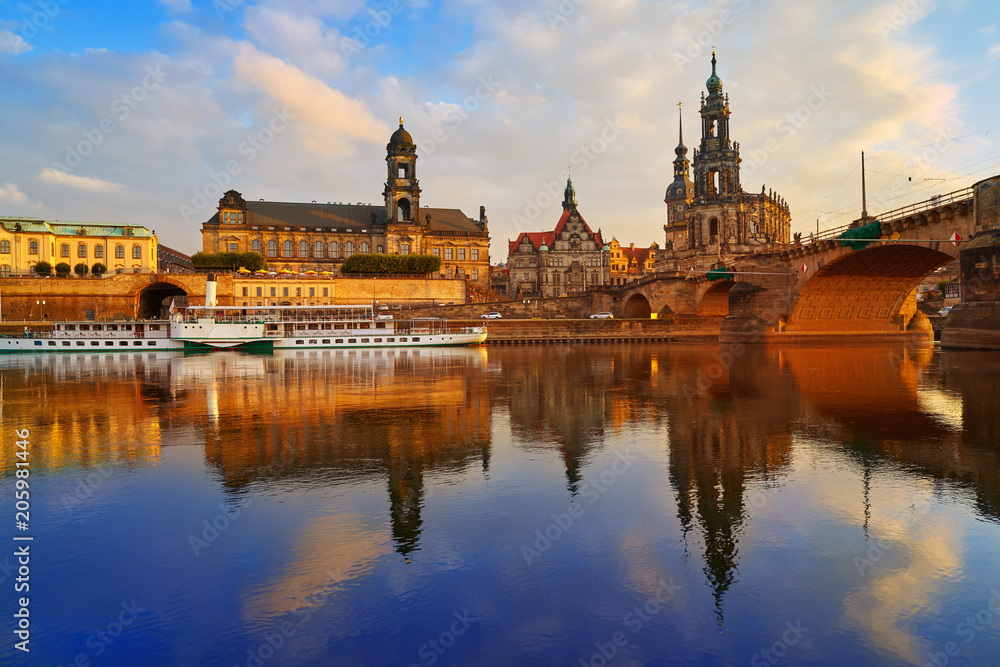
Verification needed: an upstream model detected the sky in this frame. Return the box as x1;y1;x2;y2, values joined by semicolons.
1;0;998;263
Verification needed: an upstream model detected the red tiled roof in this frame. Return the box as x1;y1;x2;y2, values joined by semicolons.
508;206;603;253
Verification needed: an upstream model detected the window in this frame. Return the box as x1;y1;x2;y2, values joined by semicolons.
0;265;9;277
283;241;293;258
228;243;238;252
95;245;103;258
61;244;70;257
29;241;38;255
242;287;248;296
322;287;328;297
313;241;324;258
256;287;262;297
251;239;262;253
400;243;410;254
432;248;440;257
330;241;339;258
457;248;466;261
283;287;289;297
345;242;354;258
267;240;278;258
471;249;479;261
445;248;453;260
309;287;315;297
270;287;276;297
299;241;308;258
0;240;8;254
295;287;302;297
133;246;142;259
360;242;369;253
377;245;384;253
472;269;479;280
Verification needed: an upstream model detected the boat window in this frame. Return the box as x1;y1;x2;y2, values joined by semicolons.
348;339;356;344
336;339;343;344
106;341;114;346
411;337;420;342
124;325;132;331
322;339;330;344
361;338;369;343
48;341;56;346
133;342;142;346
373;338;382;343
37;341;44;346
93;325;103;331
119;341;128;346
76;341;85;346
399;338;407;342
295;340;304;345
80;324;90;331
65;325;75;331
91;342;99;346
149;342;156;346
108;324;118;331
150;325;160;331
308;340;316;344
387;338;394;342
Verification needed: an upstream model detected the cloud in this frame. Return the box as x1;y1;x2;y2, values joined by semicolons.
231;42;390;155
989;43;1000;63
0;183;28;203
0;30;31;55
38;168;124;193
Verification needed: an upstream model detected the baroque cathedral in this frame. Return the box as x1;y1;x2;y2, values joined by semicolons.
661;53;791;269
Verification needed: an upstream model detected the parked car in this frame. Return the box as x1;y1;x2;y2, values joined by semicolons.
938;306;953;317
375;314;393;320
590;312;614;319
481;312;502;319
378;304;389;311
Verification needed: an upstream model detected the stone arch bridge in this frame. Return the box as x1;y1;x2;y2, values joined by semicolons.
593;175;999;342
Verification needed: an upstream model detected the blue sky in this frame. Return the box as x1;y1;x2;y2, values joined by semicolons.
1;0;998;260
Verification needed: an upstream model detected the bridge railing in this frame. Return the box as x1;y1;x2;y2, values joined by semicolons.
805;185;974;246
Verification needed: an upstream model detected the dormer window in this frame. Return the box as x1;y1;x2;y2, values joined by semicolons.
222;211;244;225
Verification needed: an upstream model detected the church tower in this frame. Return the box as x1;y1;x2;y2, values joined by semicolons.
384;118;422;225
664;105;695;226
693;52;741;201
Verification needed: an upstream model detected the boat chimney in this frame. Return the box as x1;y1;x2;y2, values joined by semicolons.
205;273;218;307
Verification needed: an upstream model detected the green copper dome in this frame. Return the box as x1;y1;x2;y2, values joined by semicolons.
706;52;722;93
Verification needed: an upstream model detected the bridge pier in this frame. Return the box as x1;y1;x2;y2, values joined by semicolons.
942;229;1000;350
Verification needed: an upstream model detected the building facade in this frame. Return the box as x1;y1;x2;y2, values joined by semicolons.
201;120;491;291
661;53;791;271
507;179;610;297
608;239;659;285
0;218;157;276
157;244;194;273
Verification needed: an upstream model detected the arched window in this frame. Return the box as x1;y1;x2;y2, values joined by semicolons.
344;242;354;258
313;241;324;258
133;245;142;259
709;218;719;236
95;246;104;259
299;241;308;258
78;244;87;258
266;240;278;258
282;241;294;258
28;241;38;255
61;244;70;257
0;265;9;277
397;198;411;221
330;241;339;258
360;242;369;254
0;240;9;254
115;245;124;259
251;239;262;253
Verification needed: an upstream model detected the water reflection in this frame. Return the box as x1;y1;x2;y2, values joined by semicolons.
2;344;999;665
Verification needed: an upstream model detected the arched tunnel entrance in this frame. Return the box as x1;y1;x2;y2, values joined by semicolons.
698;281;733;316
138;282;188;319
623;294;652;318
787;245;956;333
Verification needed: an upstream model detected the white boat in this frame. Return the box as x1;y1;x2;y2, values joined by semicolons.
0;320;182;353
170;303;488;350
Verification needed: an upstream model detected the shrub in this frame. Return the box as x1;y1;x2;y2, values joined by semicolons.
35;261;52;276
74;262;89;276
55;262;72;277
341;253;443;274
92;262;107;276
191;251;267;272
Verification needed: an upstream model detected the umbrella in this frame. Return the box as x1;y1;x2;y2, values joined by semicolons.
268;271;277;276
305;270;317;275
236;267;251;274
254;269;268;275
320;271;332;276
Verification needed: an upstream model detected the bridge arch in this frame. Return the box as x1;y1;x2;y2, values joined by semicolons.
697;280;733;316
136;280;189;319
622;294;652;318
787;245;955;333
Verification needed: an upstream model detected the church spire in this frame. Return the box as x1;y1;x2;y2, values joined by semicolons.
563;177;577;210
665;103;694;207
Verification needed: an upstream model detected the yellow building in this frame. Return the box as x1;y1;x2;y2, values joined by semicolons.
608;238;659;285
0;217;157;276
201;120;491;291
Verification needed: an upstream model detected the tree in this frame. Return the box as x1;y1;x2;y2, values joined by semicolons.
34;261;52;276
74;262;89;276
341;253;443;274
936;279;949;293
55;262;72;277
92;262;107;276
191;251;267;272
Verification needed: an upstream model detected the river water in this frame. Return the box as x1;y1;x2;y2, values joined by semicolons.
1;343;999;666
